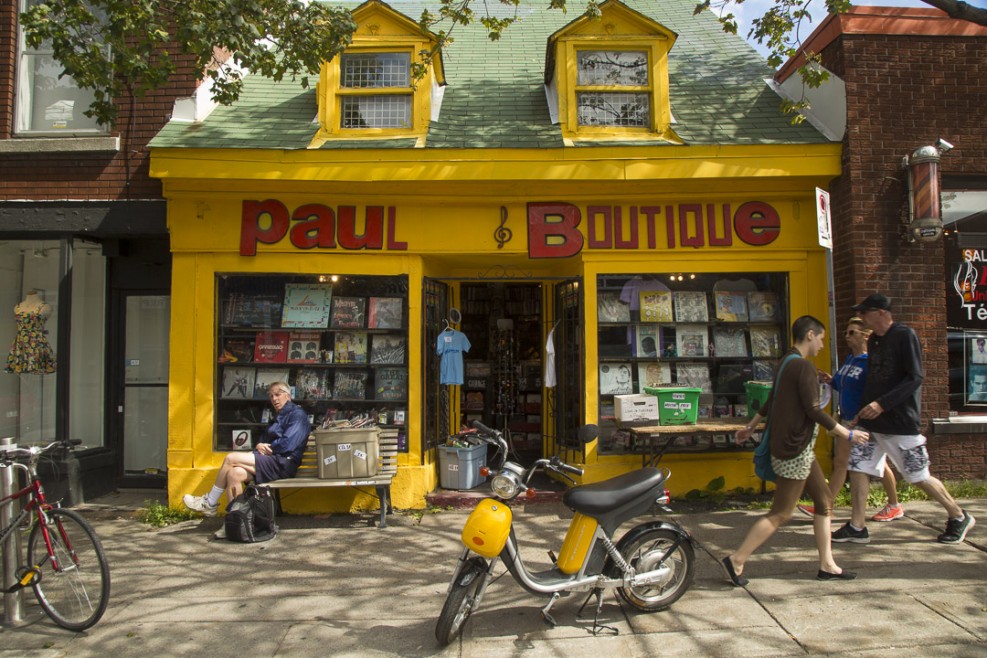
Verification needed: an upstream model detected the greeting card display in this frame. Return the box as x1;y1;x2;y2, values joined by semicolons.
281;283;332;328
287;332;321;363
222;367;255;399
254;331;289;363
368;297;403;329
330;297;366;329
639;290;673;323
714;291;749;322
674;291;708;322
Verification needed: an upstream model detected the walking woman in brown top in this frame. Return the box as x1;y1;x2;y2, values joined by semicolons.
722;315;869;586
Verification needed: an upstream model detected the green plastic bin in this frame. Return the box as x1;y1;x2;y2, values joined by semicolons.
644;386;701;425
744;381;773;415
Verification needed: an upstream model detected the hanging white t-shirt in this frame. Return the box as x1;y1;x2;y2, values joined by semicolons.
544;327;557;388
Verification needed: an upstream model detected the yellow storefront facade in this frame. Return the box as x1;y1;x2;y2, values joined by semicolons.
151;0;842;513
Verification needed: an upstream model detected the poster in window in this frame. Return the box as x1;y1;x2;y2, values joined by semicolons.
599;363;633;395
253;368;290;399
676;324;708;358
224;293;284;327
222;366;255;399
220;337;255;363
334;370;368;400
334;331;368;364
970;337;987;364
750;326;782;358
712;327;748;358
637;362;671;391
254;331;289;363
371;335;406;364
639;290;673;323
231;429;252;451
281;283;333;328
330;297;366;329
287;332;321;363
714;291;749;322
748;292;781;322
368;297;404;329
296;368;332;400
673;291;708;323
598;291;630;323
967;364;987;404
753;359;776;381
635;325;660;358
676;362;712;392
375;367;408;401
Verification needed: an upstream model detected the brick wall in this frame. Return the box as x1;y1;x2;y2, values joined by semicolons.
823;33;987;478
0;7;200;201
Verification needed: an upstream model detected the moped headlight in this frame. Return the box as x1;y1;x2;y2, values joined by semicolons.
490;472;520;499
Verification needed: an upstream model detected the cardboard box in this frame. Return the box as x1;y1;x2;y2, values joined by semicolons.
314;427;380;479
614;393;660;427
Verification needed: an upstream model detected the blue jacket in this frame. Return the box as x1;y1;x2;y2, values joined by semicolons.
260;401;311;463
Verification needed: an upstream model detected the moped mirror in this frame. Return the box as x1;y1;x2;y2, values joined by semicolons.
577;424;599;444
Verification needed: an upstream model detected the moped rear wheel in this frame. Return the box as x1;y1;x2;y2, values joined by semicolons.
617;528;694;612
435;556;488;646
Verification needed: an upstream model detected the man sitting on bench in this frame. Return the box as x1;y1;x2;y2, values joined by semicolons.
183;381;311;517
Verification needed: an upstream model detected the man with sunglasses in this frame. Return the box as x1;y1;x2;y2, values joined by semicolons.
833;294;975;545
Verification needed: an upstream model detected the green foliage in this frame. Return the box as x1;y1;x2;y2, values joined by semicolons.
137;500;200;527
834;479;987;508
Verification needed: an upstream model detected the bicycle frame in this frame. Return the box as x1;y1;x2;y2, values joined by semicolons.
0;462;67;575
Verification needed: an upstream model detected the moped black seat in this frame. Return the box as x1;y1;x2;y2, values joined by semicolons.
562;467;666;515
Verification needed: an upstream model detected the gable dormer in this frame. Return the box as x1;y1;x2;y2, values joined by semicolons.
312;0;445;146
545;0;680;144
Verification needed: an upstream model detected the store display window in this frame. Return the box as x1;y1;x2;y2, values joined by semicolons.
215;274;408;451
596;272;789;454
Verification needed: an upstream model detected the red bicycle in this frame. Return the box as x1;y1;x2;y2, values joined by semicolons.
0;439;110;630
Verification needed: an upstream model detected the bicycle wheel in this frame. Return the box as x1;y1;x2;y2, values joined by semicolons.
27;507;111;631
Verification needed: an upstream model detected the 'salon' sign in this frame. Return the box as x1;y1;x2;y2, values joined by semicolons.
239;199;781;257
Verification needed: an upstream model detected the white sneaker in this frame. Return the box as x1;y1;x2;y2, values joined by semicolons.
212;525;227;540
183;494;219;517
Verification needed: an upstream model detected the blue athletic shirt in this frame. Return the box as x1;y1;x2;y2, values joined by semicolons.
833;352;868;421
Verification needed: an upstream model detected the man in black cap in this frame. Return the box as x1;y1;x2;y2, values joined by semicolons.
832;294;975;545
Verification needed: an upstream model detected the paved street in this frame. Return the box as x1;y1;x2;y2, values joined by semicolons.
1;496;984;657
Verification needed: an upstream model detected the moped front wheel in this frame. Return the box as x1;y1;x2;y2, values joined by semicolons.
435;556;488;646
617;528;694;612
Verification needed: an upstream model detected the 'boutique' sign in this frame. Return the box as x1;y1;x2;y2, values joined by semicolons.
239;199;781;257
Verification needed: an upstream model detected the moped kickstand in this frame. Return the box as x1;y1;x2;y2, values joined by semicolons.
540;592;561;627
576;588;619;636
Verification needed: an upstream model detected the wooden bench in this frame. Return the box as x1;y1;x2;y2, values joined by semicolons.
264;429;399;528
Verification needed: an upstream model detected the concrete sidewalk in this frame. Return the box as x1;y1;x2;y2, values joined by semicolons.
1;496;984;657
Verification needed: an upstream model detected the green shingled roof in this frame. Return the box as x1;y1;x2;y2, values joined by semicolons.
149;0;828;150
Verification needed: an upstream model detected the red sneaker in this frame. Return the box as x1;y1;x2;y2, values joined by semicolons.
797;504;815;517
871;503;904;522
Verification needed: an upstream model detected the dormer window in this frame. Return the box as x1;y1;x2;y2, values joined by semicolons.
545;0;680;144
339;51;412;129
311;0;444;147
576;50;650;127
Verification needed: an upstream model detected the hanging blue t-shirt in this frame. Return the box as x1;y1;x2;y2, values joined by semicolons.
833;352;868;421
437;329;471;385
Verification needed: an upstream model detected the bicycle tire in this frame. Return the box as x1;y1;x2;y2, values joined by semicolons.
27;507;111;631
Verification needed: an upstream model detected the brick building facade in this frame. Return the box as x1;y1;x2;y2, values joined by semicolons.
777;6;987;479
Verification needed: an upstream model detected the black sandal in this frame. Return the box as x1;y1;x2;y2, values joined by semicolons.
722;556;749;587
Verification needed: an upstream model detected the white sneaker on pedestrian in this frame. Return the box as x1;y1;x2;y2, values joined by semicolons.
212;525;227;540
183;493;219;517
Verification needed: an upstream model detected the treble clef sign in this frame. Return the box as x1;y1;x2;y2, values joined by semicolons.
495;206;512;249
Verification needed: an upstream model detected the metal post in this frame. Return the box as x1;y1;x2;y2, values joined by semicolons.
1;437;25;627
